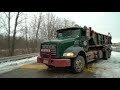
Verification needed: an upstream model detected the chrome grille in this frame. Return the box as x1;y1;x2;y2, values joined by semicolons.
51;49;56;56
41;44;57;58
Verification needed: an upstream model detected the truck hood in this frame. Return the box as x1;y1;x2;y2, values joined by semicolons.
41;38;78;58
42;38;75;44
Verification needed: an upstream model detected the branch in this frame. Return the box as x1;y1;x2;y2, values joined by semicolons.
17;17;27;25
3;12;8;18
0;17;8;31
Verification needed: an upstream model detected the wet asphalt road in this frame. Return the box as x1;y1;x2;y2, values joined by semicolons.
0;62;96;78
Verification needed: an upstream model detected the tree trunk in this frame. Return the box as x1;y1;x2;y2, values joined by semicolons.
35;12;42;50
8;12;11;55
11;12;20;56
24;17;29;53
25;27;29;53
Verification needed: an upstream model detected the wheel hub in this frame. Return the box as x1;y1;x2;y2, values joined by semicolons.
75;59;83;71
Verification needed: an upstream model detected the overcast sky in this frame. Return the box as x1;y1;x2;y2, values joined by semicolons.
52;12;120;43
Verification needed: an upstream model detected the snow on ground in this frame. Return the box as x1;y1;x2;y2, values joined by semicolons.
92;51;120;78
0;56;37;74
111;46;116;48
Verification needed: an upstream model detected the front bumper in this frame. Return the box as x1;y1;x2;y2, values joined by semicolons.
37;56;71;67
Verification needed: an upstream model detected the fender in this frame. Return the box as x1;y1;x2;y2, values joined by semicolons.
63;46;86;58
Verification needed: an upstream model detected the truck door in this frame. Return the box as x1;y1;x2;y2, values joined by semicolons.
80;27;89;51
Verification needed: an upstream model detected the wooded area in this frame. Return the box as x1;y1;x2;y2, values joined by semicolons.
0;12;76;57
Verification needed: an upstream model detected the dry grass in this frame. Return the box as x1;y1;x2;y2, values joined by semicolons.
0;48;39;57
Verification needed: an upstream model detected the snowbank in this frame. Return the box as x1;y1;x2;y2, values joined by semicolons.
92;51;120;78
0;56;37;74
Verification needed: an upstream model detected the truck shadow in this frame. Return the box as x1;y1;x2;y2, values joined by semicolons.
37;65;96;78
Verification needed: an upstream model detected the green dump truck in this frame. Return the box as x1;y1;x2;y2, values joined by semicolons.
37;26;112;73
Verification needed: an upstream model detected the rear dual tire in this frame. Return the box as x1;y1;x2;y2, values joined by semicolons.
103;50;111;60
108;50;111;58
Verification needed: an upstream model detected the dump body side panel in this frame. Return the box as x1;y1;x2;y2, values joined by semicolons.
89;31;112;47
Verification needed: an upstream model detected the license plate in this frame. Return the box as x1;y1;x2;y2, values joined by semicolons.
43;60;48;64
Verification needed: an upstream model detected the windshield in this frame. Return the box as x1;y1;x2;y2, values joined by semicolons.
57;28;80;39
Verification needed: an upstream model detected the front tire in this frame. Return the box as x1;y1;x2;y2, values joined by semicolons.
47;65;55;69
72;56;85;73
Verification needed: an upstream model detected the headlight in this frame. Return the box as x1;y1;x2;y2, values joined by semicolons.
63;52;75;57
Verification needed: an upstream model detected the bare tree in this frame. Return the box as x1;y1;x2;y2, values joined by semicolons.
11;12;20;56
24;16;29;53
4;12;11;55
0;13;8;33
26;12;44;52
44;13;56;40
63;18;75;28
63;18;69;28
35;12;43;49
0;12;12;55
0;12;77;57
8;12;11;55
36;13;42;40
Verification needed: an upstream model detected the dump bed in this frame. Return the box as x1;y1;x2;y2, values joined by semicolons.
89;30;112;47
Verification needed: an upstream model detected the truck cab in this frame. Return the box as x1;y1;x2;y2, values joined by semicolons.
37;26;112;73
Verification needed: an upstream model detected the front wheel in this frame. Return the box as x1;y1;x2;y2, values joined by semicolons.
47;65;55;69
72;56;85;73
